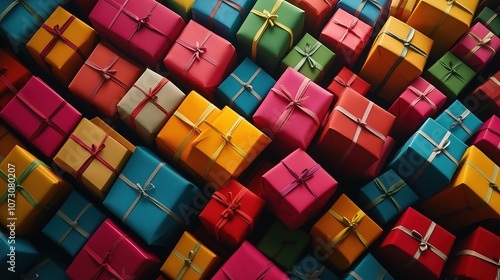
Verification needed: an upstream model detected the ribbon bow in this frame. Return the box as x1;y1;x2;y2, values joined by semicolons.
333;18;363;43
129;78;170;131
328;209;369;248
439;60;467;84
172;243;204;280
85;237;124;280
364;177;406;212
56;203;93;245
403;84;438;118
85;56;129;101
0;0;44;24
136;12;152;31
430;0;474;37
454;249;500;280
463;162;499;205
229;69;264;106
209;0;245;29
176;33;219;73
212;189;254;242
465;31;496;61
445;108;473;136
279;161;320;215
0;66;19;94
291;266;325;280
294;42;324;71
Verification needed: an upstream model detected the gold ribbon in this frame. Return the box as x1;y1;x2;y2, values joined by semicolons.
463;161;499;205
328;208;369;248
429;0;474;38
293;42;324;72
229;68;263;107
172;243;204;280
444;108;473;136
464;31;496;61
364;177;406;212
453;249;500;280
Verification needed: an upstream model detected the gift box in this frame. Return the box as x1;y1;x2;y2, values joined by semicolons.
326;66;371;102
359;16;433;103
212;241;289;279
26;6;97;86
253;68;332;157
0;121;26;162
406;0;478;58
0;76;82;158
423;52;476;100
361;136;396;180
161;231;219;280
357;169;418;226
387;118;467;201
164;20;237;102
0;231;39;279
241;158;276;194
310;194;383;271
288;254;338;280
0;49;31;109
257;220;311;270
261;148;338;229
319;9;373;68
388;77;447;140
89;0;185;66
337;0;390;27
435;100;483;142
117;68;185;144
236;0;304;73
69;43;143;118
42;191;106;257
199;179;265;247
343;253;394;280
66;218;161;279
389;0;417;22
378;207;455;280
450;23;500;73
161;0;196;21
473;6;500;37
20;257;69;280
472;115;500;166
53;118;133;201
286;0;337;35
0;145;71;235
470;70;500;118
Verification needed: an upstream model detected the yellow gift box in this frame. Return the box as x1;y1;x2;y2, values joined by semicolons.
0;145;71;236
421;146;500;231
53;118;133;201
406;0;478;58
360;16;433;103
310;194;382;271
390;0;418;22
161;231;218;280
163;0;195;21
26;6;97;86
0;122;26;162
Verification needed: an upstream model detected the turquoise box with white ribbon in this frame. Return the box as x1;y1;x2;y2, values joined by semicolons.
342;253;394;280
435;100;483;143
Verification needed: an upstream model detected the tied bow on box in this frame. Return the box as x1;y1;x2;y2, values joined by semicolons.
333;17;364;44
176;33;219;74
293;42;324;72
399;84;438;121
172;243;204;280
212;188;254;242
462;162;500;205
454;249;500;280
465;31;496;61
84;236;125;280
439;60;468;84
129;77;170;130
229;68;263;106
279;160;320;216
290;266;325;280
328;209;369;248
84;55;129;102
364;176;406;213
444;108;473;136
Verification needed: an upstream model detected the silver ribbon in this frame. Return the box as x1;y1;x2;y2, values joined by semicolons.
56;203;93;244
444;108;473;136
229;68;263;107
454;249;500;280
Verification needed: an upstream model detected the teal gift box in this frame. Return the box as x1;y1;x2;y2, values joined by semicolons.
20;257;69;280
343;253;394;280
357;169;418;226
217;57;275;119
387;118;467;201
103;146;196;246
42;191;106;257
289;254;338;280
192;0;256;43
337;0;390;27
0;230;39;279
435;100;483;143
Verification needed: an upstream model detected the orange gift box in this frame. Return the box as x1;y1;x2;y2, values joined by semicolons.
0;49;31;109
0;122;26;162
310;194;382;271
359;16;433;103
390;0;417;22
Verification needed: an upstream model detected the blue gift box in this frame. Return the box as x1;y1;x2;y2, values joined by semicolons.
337;0;390;27
20;257;69;280
289;254;338;280
435;100;483;143
217;57;275;120
103;146;196;246
357;169;418;225
387;118;467;201
192;0;256;43
343;253;394;280
0;231;39;279
42;191;106;257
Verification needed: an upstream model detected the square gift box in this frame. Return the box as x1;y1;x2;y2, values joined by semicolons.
0;121;26;162
0;231;39;279
435;100;483;143
389;0;417;22
286;0;337;35
470;70;500;118
0;49;31;109
471;115;500;166
288;254;338;280
473;6;500;37
343;253;394;280
337;0;390;27
326;66;371;102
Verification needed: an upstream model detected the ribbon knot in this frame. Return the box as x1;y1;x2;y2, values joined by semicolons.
137;13;152;30
137;183;155;199
262;10;278;26
101;68;117;80
70;221;78;228
356;118;367;127
194;42;206;59
439;60;467;83
433;140;451;154
221;199;240;220
90;143;106;157
212;188;254;242
411;230;430;252
243;83;253;91
491;182;499;191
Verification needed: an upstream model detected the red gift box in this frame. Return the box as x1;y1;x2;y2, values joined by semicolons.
0;49;31;109
287;0;338;35
470;70;500;119
361;135;396;180
471;115;500;166
326;66;371;102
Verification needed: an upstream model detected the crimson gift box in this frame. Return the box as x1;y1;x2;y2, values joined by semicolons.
471;115;500;166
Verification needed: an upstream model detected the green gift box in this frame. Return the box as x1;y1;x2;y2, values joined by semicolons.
256;220;310;270
236;0;304;73
280;33;335;83
474;6;500;37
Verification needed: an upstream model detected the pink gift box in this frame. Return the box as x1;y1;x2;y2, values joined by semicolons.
388;77;447;140
362;135;396;180
89;0;185;66
0;76;81;158
450;23;500;73
261;148;338;230
471;115;500;166
212;241;289;280
253;68;333;157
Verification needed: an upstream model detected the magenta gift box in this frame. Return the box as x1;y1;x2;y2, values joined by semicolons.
89;0;185;66
471;115;500;166
0;76;81;157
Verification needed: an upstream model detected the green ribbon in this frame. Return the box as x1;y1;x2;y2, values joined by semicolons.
293;42;324;72
364;177;406;212
172;243;204;280
438;60;467;84
0;0;44;24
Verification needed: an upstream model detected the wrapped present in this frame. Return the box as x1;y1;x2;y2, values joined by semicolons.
343;253;394;280
117;68;185;144
20;257;69;280
0;146;71;235
319;9;373;68
0;121;26;162
288;254;338;280
474;6;500;37
217;58;275;120
281;33;335;83
66;218;161;279
164;20;237;102
0;49;31;109
387;118;467;201
42;191;106;257
357;169;418;226
90;0;185;66
389;0;417;22
337;0;390;27
286;0;337;35
470;70;500;118
0;231;39;279
406;0;478;58
161;0;196;21
472;115;500;166
212;241;289;279
69;43;143;118
257;220;311;270
378;208;455;280
0;76;82;158
53;118;133;201
26;6;97;86
261;148;338;229
236;0;304;73
435;100;483;142
326;66;371;102
253;68;332;157
388;77;447;140
199;179;265;247
359;16;433;103
161;231;219;280
361;136;396;179
310;194;383;271
423;52;476;100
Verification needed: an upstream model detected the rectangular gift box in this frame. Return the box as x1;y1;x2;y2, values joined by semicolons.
20;257;69;280
0;231;39;279
289;254;338;280
66;218;161;279
435;100;483;142
326;66;371;102
343;253;394;280
0;76;82;158
472;115;500;166
287;0;337;35
389;0;417;22
90;0;185;66
473;6;500;37
470;70;500;118
26;6;97;86
117;68;185;144
0;121;26;162
161;0;196;21
261;148;338;229
337;0;390;27
359;16;433;103
0;49;31;109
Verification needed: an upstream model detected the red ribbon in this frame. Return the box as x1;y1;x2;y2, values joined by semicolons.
209;0;245;29
129;77;170;131
334;73;357;96
0;66;19;95
176;33;219;75
84;236;124;280
212;188;254;242
84;55;129;102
